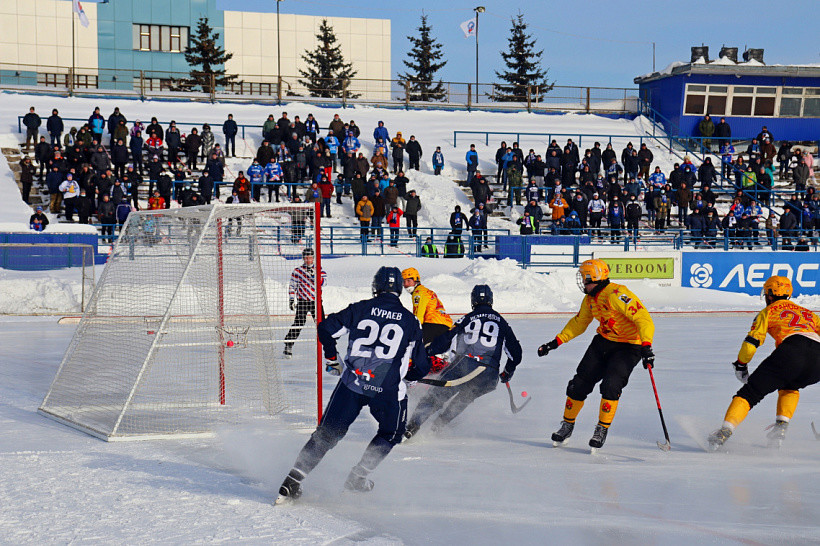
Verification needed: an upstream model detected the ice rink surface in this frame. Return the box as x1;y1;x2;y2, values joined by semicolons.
2;314;819;545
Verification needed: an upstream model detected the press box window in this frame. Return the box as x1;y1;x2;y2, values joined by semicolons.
132;24;189;52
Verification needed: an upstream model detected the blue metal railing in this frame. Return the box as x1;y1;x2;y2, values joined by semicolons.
453;131;652;149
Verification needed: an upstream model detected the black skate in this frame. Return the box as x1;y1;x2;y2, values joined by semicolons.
282;346;293;359
551;420;574;446
766;420;788;448
707;426;733;450
275;468;305;505
403;422;419;440
589;423;609;451
344;465;374;493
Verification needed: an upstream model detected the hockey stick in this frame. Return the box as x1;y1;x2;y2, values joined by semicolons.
812;422;820;440
647;365;672;451
418;365;486;387
505;382;531;414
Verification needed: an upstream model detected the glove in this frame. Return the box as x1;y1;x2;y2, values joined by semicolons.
537;338;559;357
325;355;342;376
499;369;514;383
289;299;295;311
733;360;749;384
641;345;655;369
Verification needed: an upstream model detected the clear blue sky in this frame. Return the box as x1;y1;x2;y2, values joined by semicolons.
223;0;819;89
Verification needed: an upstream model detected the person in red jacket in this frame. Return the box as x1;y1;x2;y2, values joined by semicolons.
386;205;404;247
318;175;334;217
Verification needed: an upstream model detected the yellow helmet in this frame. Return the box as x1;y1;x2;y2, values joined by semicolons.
577;259;610;293
762;275;792;300
402;267;420;282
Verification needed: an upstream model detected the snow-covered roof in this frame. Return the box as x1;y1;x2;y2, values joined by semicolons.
635;59;820;84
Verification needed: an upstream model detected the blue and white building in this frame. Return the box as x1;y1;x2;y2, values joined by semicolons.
636;47;820;142
0;0;391;98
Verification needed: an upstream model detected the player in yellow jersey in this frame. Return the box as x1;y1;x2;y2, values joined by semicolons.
536;259;655;450
708;276;820;449
402;267;453;373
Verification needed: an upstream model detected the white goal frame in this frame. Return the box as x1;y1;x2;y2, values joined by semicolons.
38;203;323;441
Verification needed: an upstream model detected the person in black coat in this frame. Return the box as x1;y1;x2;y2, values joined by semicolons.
445;233;465;257
560;149;577;188
75;190;94;224
130;131;144;175
494;141;508;183
697;158;717;189
222;114;238;157
450;205;469;235
23;107;42;150
35;136;52;179
714;117;731;145
406;136;422;171
146;117;164;141
46;109;64;148
111;139;129;179
19;157;35;204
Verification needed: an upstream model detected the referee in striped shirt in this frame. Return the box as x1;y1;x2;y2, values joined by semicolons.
284;248;327;358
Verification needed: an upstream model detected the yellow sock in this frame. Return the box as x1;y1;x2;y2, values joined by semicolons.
776;390;799;421
597;398;619;428
562;397;584;423
723;396;751;428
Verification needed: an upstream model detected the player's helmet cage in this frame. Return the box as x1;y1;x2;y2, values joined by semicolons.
577;259;610;293
471;284;494;309
401;267;420;282
373;266;403;297
302;247;314;258
762;275;792;300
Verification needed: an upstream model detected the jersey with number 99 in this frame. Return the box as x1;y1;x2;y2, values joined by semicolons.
318;292;429;399
737;299;820;363
426;306;522;371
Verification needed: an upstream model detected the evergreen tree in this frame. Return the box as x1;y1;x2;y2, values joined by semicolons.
299;19;359;99
173;17;239;94
490;13;553;102
398;15;447;101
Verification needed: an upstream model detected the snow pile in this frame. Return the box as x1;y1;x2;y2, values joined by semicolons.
0;268;85;314
0;140;35;230
711;56;737;65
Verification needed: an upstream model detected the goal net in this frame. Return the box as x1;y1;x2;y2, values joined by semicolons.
39;203;323;440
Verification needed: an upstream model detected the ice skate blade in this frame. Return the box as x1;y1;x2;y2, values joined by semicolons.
274;494;293;506
552;439;568;448
766;439;782;449
589;447;600;455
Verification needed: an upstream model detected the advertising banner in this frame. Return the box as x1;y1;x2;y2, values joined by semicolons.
682;252;820;296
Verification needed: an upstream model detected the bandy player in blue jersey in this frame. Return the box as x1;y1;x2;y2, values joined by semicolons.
276;266;430;504
404;284;522;438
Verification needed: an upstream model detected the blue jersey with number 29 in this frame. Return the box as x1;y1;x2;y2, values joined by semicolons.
318;292;429;400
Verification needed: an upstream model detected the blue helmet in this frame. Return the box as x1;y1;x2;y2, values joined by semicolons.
471;284;493;309
372;266;402;297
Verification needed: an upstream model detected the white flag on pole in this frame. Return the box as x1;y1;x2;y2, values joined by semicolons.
460;18;477;38
73;0;90;28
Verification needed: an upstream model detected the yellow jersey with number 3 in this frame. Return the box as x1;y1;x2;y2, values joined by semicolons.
410;284;454;328
737;300;820;363
556;282;654;346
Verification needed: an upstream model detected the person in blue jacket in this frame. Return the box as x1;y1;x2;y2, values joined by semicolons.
608;200;625;243
432;146;445;175
465;144;478;184
276;266;430;503
342;131;361;156
88;107;105;143
264;158;284;203
373;120;390;144
247;159;264;202
404;284;522;438
323;130;340;172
